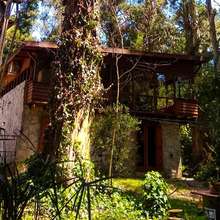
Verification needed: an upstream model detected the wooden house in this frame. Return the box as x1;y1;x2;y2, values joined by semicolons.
0;41;205;177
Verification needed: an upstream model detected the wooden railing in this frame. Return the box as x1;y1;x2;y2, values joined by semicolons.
25;80;50;104
174;98;198;118
1;69;32;97
132;95;174;112
131;95;198;119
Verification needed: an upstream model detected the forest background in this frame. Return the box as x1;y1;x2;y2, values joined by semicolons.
0;0;220;219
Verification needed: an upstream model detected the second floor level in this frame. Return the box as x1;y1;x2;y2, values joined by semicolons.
0;41;206;122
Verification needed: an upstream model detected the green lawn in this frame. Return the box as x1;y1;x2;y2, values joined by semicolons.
113;178;208;220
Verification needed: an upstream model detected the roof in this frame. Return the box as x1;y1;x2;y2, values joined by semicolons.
4;41;206;82
100;47;206;62
7;41;206;62
6;41;57;64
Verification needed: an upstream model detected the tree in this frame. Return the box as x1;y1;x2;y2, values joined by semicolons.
45;0;103;171
0;0;39;85
206;0;219;72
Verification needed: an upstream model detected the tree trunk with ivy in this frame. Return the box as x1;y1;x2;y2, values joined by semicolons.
45;0;103;169
206;0;219;73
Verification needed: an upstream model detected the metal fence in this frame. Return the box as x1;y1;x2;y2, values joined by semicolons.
0;128;17;164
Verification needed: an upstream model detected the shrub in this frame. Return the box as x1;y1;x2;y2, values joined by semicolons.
91;104;140;176
180;125;193;175
194;161;217;181
92;191;145;220
142;171;170;218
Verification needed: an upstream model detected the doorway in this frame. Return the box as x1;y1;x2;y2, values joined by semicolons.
137;122;163;171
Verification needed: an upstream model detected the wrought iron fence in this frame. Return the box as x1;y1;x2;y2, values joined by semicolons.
0;129;17;164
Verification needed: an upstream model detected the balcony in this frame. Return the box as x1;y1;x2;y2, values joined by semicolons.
130;96;199;120
25;80;50;105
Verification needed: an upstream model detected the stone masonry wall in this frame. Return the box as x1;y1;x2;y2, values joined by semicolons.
16;105;45;161
161;122;182;178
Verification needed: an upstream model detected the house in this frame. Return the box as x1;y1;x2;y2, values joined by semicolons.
0;41;205;178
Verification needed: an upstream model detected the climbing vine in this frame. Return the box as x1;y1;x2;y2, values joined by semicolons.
46;0;103;160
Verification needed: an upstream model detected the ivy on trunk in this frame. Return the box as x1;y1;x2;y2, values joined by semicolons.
45;0;103;160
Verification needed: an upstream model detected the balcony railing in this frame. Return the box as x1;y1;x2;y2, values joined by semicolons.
1;69;32;97
131;95;199;119
173;98;198;118
25;80;50;104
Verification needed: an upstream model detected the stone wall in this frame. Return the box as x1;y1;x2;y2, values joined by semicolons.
161;122;182;178
16;105;45;161
0;80;46;162
0;82;25;162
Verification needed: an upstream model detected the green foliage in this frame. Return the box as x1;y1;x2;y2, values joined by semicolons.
142;171;170;218
196;65;220;169
170;198;206;220
180;125;193;175
91;104;140;176
194;161;217;181
18;0;39;36
100;0;184;52
46;0;104;160
92;191;145;220
113;178;143;194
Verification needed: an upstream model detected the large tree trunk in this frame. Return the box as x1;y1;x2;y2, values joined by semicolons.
45;0;103;164
206;0;219;72
182;0;199;55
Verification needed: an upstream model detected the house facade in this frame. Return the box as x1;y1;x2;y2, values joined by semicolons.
0;41;204;178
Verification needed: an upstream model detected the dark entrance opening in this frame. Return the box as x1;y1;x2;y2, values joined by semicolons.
147;126;156;167
136;122;163;171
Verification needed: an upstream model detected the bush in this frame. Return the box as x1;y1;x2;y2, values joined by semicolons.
180;125;193;175
92;191;145;220
194;161;217;181
142;171;170;218
91;104;140;176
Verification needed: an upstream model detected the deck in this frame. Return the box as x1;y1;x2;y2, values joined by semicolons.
24;81;199;120
130;96;199;120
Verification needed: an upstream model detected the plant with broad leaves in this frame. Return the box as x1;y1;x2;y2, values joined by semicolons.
142;171;170;218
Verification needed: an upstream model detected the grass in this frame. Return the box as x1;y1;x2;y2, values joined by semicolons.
169;199;206;220
113;177;208;220
113;178;143;194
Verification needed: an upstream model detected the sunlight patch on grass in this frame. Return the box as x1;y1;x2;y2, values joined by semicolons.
113;178;143;194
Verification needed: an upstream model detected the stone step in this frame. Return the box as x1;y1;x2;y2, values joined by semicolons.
168;217;184;220
168;209;183;214
168;209;184;218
